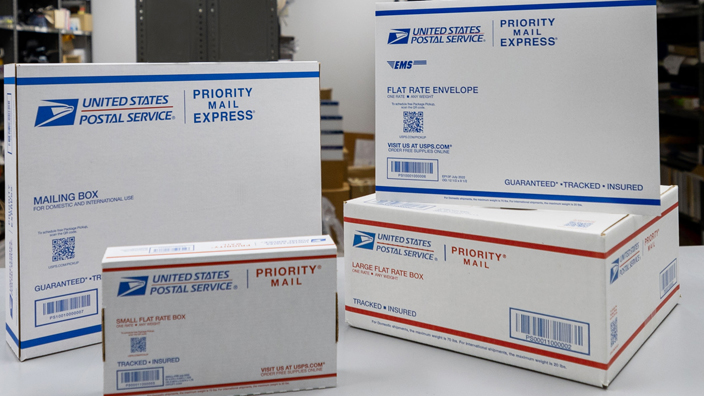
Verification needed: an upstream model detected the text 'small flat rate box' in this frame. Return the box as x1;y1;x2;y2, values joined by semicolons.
375;0;661;214
4;62;322;360
345;186;679;387
102;236;337;396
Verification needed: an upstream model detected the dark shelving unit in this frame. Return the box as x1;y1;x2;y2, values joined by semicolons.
657;1;704;244
135;0;278;63
1;1;93;170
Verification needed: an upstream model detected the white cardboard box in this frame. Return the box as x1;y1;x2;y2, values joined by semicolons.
320;100;339;117
320;115;343;132
102;235;337;396
321;131;344;148
344;186;679;387
375;0;661;215
4;62;322;360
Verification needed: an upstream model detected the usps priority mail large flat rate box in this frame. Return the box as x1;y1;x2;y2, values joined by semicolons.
345;186;679;387
102;235;337;396
375;0;661;215
4;62;322;360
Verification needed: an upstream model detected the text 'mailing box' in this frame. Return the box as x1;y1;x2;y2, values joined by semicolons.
4;62;322;360
102;235;337;396
345;186;679;387
375;0;660;214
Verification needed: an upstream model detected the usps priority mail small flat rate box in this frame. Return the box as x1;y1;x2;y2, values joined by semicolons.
345;186;679;387
102;236;337;396
375;0;661;215
4;62;322;360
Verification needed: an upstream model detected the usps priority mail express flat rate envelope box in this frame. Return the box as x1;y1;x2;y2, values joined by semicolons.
102;236;337;396
375;0;661;215
345;186;679;387
4;62;322;360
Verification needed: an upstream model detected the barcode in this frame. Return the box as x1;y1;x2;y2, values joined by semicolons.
43;294;90;315
391;161;433;174
117;367;165;390
121;369;160;384
387;158;438;181
510;308;590;354
35;289;98;327
149;245;194;254
660;259;677;298
515;313;584;346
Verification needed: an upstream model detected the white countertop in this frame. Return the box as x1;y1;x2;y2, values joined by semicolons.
2;247;703;395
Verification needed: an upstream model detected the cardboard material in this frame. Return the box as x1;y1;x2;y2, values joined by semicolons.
375;0;661;214
4;62;322;360
71;13;93;32
102;236;337;396
348;166;375;180
62;55;82;63
323;182;350;225
349;178;375;199
322;160;347;190
345;186;680;387
344;132;374;166
46;9;70;30
320;88;333;101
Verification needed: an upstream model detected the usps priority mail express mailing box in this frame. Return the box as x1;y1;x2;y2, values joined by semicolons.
345;186;679;387
4;62;322;360
375;0;661;215
102;235;337;396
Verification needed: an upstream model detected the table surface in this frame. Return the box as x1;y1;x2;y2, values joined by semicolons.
2;247;703;396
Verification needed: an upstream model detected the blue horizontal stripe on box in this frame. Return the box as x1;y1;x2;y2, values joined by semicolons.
321;115;343;120
321;130;344;135
320;101;339;106
4;77;16;85
20;324;102;349
375;186;660;206
6;324;19;346
376;0;655;16
15;71;319;86
321;146;344;150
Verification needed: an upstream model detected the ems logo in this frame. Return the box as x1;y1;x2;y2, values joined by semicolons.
609;259;619;284
117;276;149;297
353;231;376;250
387;60;426;70
388;29;410;45
34;99;79;127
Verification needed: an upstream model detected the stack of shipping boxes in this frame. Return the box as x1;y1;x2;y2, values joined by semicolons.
1;0;683;394
345;0;681;388
320;88;349;227
320;91;377;230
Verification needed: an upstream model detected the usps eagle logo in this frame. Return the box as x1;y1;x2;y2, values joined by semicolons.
353;231;376;250
34;99;79;127
117;277;149;297
388;29;410;44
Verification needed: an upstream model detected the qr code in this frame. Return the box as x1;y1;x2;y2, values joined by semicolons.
131;337;147;353
52;237;76;262
610;318;618;347
403;111;423;133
